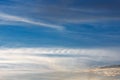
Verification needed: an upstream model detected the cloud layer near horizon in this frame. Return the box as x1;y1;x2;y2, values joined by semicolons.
0;47;119;80
0;47;119;72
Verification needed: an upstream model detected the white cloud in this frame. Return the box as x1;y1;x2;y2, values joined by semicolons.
0;47;119;80
0;12;64;30
0;47;119;72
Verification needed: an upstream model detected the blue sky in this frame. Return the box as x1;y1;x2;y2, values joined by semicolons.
0;0;120;80
0;0;120;48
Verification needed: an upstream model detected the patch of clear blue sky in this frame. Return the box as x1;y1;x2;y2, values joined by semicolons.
0;0;120;48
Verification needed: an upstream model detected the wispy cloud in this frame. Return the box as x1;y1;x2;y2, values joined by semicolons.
0;12;64;30
0;0;120;25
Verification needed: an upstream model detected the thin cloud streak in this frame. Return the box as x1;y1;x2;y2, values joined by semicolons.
0;12;64;30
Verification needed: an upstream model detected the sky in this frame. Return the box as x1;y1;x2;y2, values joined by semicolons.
0;0;120;80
